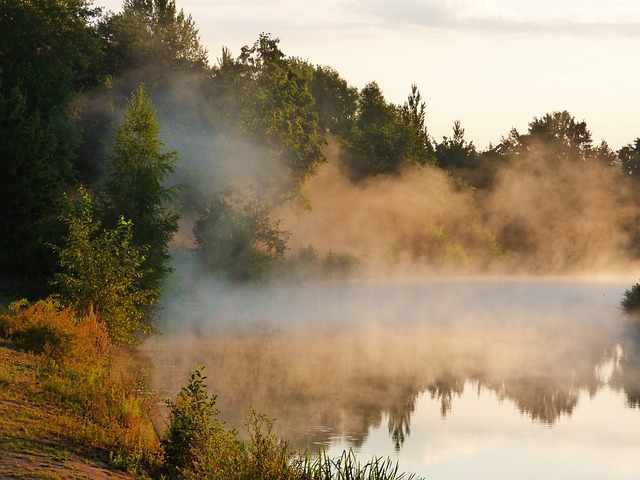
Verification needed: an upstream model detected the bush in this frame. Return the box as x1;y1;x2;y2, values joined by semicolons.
0;298;109;363
622;282;640;313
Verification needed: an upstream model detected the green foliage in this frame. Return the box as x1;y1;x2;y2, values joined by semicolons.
0;1;103;293
0;0;102;115
102;84;180;293
435;120;477;170
283;245;361;281
212;34;327;194
99;0;209;79
618;138;640;178
161;366;244;480
52;187;157;346
622;282;640;313
400;83;436;167
0;88;71;294
305;63;358;136
342;83;434;179
194;192;291;282
494;110;601;164
295;448;423;480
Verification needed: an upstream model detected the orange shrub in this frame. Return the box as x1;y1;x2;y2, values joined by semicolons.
0;299;110;363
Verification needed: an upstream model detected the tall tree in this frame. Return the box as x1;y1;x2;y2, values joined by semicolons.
0;89;68;293
0;0;102;295
99;0;208;79
401;83;436;166
342;82;406;178
101;84;180;293
618;138;640;178
435;120;477;170
237;34;327;187
306;63;358;137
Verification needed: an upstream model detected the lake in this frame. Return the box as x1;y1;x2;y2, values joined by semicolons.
143;277;640;479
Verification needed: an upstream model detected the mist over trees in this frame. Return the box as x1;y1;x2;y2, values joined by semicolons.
3;0;640;335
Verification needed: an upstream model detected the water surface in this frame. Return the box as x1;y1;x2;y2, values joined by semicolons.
145;278;640;479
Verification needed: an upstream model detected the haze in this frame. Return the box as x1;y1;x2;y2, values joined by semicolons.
98;0;640;150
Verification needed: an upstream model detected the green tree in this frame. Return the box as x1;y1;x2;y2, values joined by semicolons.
211;34;326;196
52;187;157;346
306;63;358;136
0;89;70;294
194;192;290;282
401;83;436;166
618;138;640;178
342;82;435;179
435;120;477;170
342;81;406;178
494;111;600;164
0;0;102;294
102;84;180;293
0;0;102;116
241;34;326;184
99;0;208;79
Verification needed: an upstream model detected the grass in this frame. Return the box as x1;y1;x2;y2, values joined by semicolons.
295;449;423;480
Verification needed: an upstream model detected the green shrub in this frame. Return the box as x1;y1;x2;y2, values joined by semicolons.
622;282;640;313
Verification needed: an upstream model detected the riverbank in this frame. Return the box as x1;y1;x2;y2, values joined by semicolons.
0;337;156;479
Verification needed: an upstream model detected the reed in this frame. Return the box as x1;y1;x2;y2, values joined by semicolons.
293;448;424;480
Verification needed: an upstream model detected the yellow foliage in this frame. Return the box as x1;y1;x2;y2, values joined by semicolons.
0;299;110;364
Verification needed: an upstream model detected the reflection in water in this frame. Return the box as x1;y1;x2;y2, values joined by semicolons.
144;279;640;474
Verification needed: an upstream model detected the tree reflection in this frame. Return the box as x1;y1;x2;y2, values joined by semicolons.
387;387;420;450
610;318;640;409
145;301;640;452
426;372;465;418
499;377;579;423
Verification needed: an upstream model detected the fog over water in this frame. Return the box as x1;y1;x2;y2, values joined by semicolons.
143;275;640;479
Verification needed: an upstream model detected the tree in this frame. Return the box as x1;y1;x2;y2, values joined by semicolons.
98;0;208;79
435;120;477;170
0;89;70;294
494;111;599;164
209;34;326;198
342;82;436;179
102;84;180;293
237;34;327;186
306;64;358;136
618;138;640;178
52;187;157;346
401;83;436;166
342;82;406;178
0;0;102;295
194;192;290;282
0;0;102;116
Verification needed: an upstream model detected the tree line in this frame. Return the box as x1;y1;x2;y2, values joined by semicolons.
3;0;640;341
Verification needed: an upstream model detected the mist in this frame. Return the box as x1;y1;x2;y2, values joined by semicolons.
81;37;640;457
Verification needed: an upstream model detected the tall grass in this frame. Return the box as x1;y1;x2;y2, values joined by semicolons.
293;449;423;480
0;299;160;473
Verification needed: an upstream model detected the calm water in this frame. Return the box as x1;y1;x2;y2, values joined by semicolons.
145;277;640;479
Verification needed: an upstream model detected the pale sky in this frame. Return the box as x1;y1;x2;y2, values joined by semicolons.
98;0;640;150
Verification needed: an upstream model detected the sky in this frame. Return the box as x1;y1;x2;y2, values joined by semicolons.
98;0;640;150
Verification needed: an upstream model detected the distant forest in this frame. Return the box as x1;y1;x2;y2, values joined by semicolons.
3;0;640;315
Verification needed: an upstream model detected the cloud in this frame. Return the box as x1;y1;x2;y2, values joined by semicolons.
354;0;640;36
